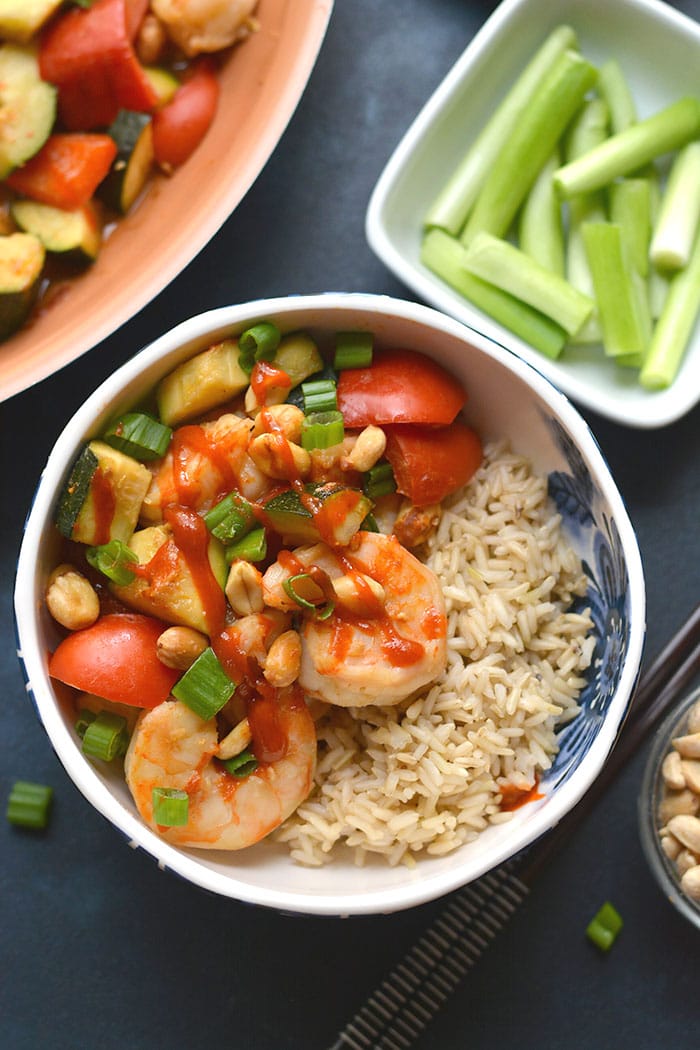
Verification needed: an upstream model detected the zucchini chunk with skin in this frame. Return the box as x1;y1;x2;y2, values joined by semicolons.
156;338;250;426
11;200;102;262
264;483;373;546
274;333;324;387
0;1;63;43
0;232;45;339
100;111;155;214
55;440;152;546
0;44;57;179
110;524;228;634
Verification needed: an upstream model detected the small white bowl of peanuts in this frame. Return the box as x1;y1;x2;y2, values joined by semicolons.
639;684;700;929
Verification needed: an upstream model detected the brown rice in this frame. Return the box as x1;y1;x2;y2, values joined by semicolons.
273;441;595;867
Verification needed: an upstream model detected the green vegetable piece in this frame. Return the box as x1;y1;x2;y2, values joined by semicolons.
204;492;255;544
82;711;129;762
597;59;637;133
75;709;97;739
363;460;397;501
6;780;53;829
553;97;700;200
333;331;373;370
54;445;99;539
172;648;236;720
219;750;259;778
518;151;565;276
224;527;267;564
86;539;139;586
102;411;172;461
420;229;567;360
238;321;281;373
640;223;700;390
152;787;189;827
424;24;578;234
301;410;345;451
582;221;651;364
586;901;623;952
302;377;338;415
609;178;651;278
649;142;700;271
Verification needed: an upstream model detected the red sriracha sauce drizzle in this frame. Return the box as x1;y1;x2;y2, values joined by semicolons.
499;780;544;812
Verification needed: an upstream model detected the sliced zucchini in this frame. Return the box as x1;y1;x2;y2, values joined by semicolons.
0;232;44;339
144;67;180;107
0;1;63;44
156;339;250;427
264;482;373;546
55;440;152;545
110;524;227;634
275;333;323;387
100;111;155;214
0;45;56;179
11;200;102;262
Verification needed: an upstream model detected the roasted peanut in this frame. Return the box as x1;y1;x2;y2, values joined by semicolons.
660;832;682;861
45;564;100;631
671;732;700;758
156;626;208;670
659;789;700;823
136;12;167;65
225;561;264;616
343;426;386;473
264;630;302;688
666;814;700;854
332;573;385;617
217;717;253;760
248;432;311;480
680;864;700;900
676;848;699;876
681;759;700;794
662;749;686;790
250;403;304;443
393;501;441;549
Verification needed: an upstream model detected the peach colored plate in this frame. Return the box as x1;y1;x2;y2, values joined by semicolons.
0;0;333;403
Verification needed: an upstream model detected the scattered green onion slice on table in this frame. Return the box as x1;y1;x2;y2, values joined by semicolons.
333;331;373;370
301;377;337;414
586;901;623;952
152;787;189;827
238;321;281;373
82;711;129;761
6;781;53;829
224;527;267;564
219;749;259;778
172;647;236;720
300;410;345;450
85;539;139;585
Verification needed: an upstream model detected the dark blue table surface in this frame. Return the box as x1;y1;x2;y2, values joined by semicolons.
2;3;700;1048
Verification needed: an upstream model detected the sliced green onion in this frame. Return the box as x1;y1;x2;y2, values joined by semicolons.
424;24;578;234
363;461;397;501
597;59;637;133
82;711;129;762
75;709;97;739
361;512;379;532
283;573;322;611
301;410;345;451
640;223;700;389
462;232;594;337
6;781;53;829
238;321;281;374
172;647;236;720
421;229;567;360
152;787;189;827
649;142;700;271
518;150;565;276
582;222;651;364
586;901;623;952
204;492;255;544
301;377;337;414
460;48;597;245
219;749;259;778
102;411;172;461
224;527;267;564
85;539;139;585
553;97;700;200
333;331;373;370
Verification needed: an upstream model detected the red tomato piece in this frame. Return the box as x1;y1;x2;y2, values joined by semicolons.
39;0;158;131
336;349;467;428
152;59;220;169
49;613;180;709
384;421;483;506
6;134;117;210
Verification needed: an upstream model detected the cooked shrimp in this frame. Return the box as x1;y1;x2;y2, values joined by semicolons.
141;413;268;523
262;532;447;708
152;0;258;56
124;690;316;849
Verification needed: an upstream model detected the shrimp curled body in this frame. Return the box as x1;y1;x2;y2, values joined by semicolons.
124;694;316;849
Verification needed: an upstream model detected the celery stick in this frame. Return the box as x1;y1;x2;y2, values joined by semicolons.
565;96;609;160
597;60;637;133
462;232;594;336
650;142;700;270
646;164;670;317
640;225;700;389
609;179;651;277
421;228;566;358
553;97;700;199
518;151;565;275
460;49;597;246
424;25;578;235
582;222;652;363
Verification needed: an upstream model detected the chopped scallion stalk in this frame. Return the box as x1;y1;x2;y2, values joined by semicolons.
640;223;700;390
361;512;379;532
421;229;567;359
75;709;97;739
582;221;651;363
363;461;397;501
85;539;138;585
597;59;637;133
333;331;373;370
238;321;281;374
518;151;565;276
283;573;323;611
224;527;267;564
301;377;337;414
172;648;236;720
553;97;700;200
219;749;259;778
609;178;651;278
301;410;345;450
586;901;623;952
462;232;594;336
102;412;172;461
204;492;255;544
82;711;129;762
152;787;189;827
424;24;578;234
6;780;53;829
649;142;700;271
460;48;597;245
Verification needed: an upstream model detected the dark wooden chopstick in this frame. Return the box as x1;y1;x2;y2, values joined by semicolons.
329;604;700;1050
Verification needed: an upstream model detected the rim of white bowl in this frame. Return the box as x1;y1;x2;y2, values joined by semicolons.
14;293;646;915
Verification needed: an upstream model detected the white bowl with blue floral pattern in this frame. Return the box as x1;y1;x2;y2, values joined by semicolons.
14;293;645;915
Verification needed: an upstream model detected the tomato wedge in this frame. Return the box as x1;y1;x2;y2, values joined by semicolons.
336;349;466;428
384;421;482;506
152;59;220;169
49;613;180;709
